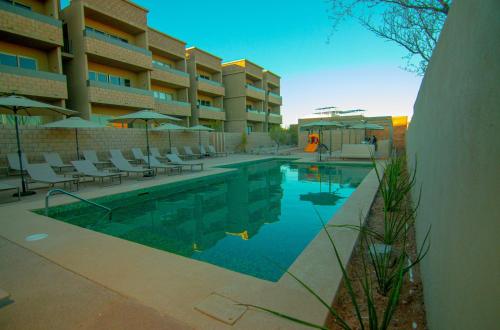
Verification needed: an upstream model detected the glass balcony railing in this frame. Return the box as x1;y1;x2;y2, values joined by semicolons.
246;84;265;94
87;80;153;96
0;1;61;27
197;76;223;87
268;91;282;99
269;113;281;117
0;64;66;82
200;105;223;112
152;62;189;77
246;109;266;115
84;29;152;56
155;98;190;107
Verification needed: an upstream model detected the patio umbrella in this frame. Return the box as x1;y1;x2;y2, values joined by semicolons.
0;95;77;196
186;125;214;150
109;110;180;170
42;117;105;160
301;120;344;160
151;122;187;152
350;122;385;142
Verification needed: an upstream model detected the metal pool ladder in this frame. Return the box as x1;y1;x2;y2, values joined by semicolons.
45;189;112;220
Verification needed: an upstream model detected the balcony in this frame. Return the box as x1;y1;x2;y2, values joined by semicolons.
268;113;282;124
87;80;154;109
246;84;265;101
246;109;266;122
268;91;282;105
197;76;225;96
84;29;152;70
151;63;189;88
0;64;67;99
154;99;191;117
0;1;62;46
199;105;225;120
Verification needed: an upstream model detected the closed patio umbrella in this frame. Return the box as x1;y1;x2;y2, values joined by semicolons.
42;117;105;160
186;125;214;151
151;122;187;152
0;95;77;196
109;110;180;170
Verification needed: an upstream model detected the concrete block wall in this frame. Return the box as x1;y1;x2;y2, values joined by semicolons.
223;132;274;152
406;1;499;329
0;72;67;99
88;86;154;109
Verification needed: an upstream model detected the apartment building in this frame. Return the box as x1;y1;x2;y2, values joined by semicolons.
0;0;67;109
222;59;282;133
148;28;191;126
186;47;225;130
61;0;153;124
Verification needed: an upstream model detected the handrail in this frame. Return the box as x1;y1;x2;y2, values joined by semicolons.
45;189;112;220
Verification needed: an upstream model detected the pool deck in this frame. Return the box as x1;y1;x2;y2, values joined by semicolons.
0;152;381;329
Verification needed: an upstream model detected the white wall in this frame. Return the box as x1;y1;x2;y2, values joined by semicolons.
406;1;500;329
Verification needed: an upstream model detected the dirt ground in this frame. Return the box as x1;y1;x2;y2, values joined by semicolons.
325;191;427;330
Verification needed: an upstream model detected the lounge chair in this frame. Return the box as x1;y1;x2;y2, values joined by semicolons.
82;150;109;167
166;153;203;171
171;147;191;159
109;149;134;163
207;145;227;157
150;147;167;160
71;160;122;185
43;152;73;172
0;183;20;200
110;157;155;177
199;145;210;157
7;152;29;175
26;163;79;191
183;146;202;159
131;148;147;163
142;156;182;175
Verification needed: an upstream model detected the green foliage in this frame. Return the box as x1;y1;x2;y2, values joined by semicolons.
269;126;288;150
237;131;248;153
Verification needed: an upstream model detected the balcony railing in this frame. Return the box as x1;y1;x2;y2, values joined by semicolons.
155;98;190;107
152;62;189;77
268;91;282;99
246;84;265;94
197;76;223;87
246;109;266;115
84;29;152;56
0;1;61;27
0;64;66;81
199;105;223;112
269;113;281;117
87;80;153;96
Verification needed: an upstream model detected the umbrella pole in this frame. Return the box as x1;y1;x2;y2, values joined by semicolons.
14;110;34;196
329;130;332;158
168;131;172;152
145;121;151;169
75;128;80;160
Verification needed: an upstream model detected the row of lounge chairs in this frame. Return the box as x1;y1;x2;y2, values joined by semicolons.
4;147;208;192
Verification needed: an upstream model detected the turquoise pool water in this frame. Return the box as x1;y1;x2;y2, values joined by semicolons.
40;160;372;281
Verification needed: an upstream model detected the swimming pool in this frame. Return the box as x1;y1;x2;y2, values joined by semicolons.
39;160;372;281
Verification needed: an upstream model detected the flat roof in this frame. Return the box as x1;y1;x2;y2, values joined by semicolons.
186;47;222;61
123;0;149;13
148;27;186;45
222;59;264;70
263;69;281;78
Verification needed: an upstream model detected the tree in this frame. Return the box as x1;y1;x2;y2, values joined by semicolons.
269;126;288;152
328;0;451;75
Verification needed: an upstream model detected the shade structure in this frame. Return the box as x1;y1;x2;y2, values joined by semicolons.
349;122;385;143
109;110;181;170
301;120;344;160
186;125;214;151
42;117;105;160
151;123;187;151
0;95;78;196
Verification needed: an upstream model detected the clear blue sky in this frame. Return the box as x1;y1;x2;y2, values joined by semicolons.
62;0;422;126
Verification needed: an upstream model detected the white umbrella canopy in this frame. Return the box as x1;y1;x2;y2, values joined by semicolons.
151;123;187;151
109;110;181;169
187;125;214;149
42;117;106;160
0;94;78;196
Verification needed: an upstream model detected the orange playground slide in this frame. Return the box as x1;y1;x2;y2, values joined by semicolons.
304;133;320;152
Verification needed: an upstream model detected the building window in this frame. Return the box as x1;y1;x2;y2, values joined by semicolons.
154;91;173;101
199;74;210;80
198;100;211;107
152;59;171;68
89;70;131;87
85;26;128;44
246;125;253;134
0;52;37;70
246;104;253;111
1;0;31;10
97;72;108;83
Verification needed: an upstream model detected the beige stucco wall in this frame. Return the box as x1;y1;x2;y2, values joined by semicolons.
406;1;500;329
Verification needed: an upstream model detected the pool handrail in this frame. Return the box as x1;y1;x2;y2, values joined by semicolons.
45;188;112;220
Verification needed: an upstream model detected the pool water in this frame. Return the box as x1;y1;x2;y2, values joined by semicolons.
39;160;372;282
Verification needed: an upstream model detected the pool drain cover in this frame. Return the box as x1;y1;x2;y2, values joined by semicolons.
25;233;48;241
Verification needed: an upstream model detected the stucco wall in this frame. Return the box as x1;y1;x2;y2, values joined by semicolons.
406;1;500;329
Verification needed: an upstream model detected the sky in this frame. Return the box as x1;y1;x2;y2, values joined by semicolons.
61;0;423;126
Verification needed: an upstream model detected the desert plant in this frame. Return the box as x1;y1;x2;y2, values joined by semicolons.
237;131;248;153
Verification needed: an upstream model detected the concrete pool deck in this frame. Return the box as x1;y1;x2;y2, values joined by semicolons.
0;153;382;329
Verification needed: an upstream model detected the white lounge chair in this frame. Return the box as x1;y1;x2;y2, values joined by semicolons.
110;157;155;177
7;152;29;175
150;147;167;160
71;160;122;185
183;146;202;159
207;145;227;157
166;153;203;171
171;147;191;159
109;149;134;163
0;183;20;200
26;163;79;191
142;156;182;175
82;150;109;167
199;145;210;157
43;152;73;172
131;148;146;162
